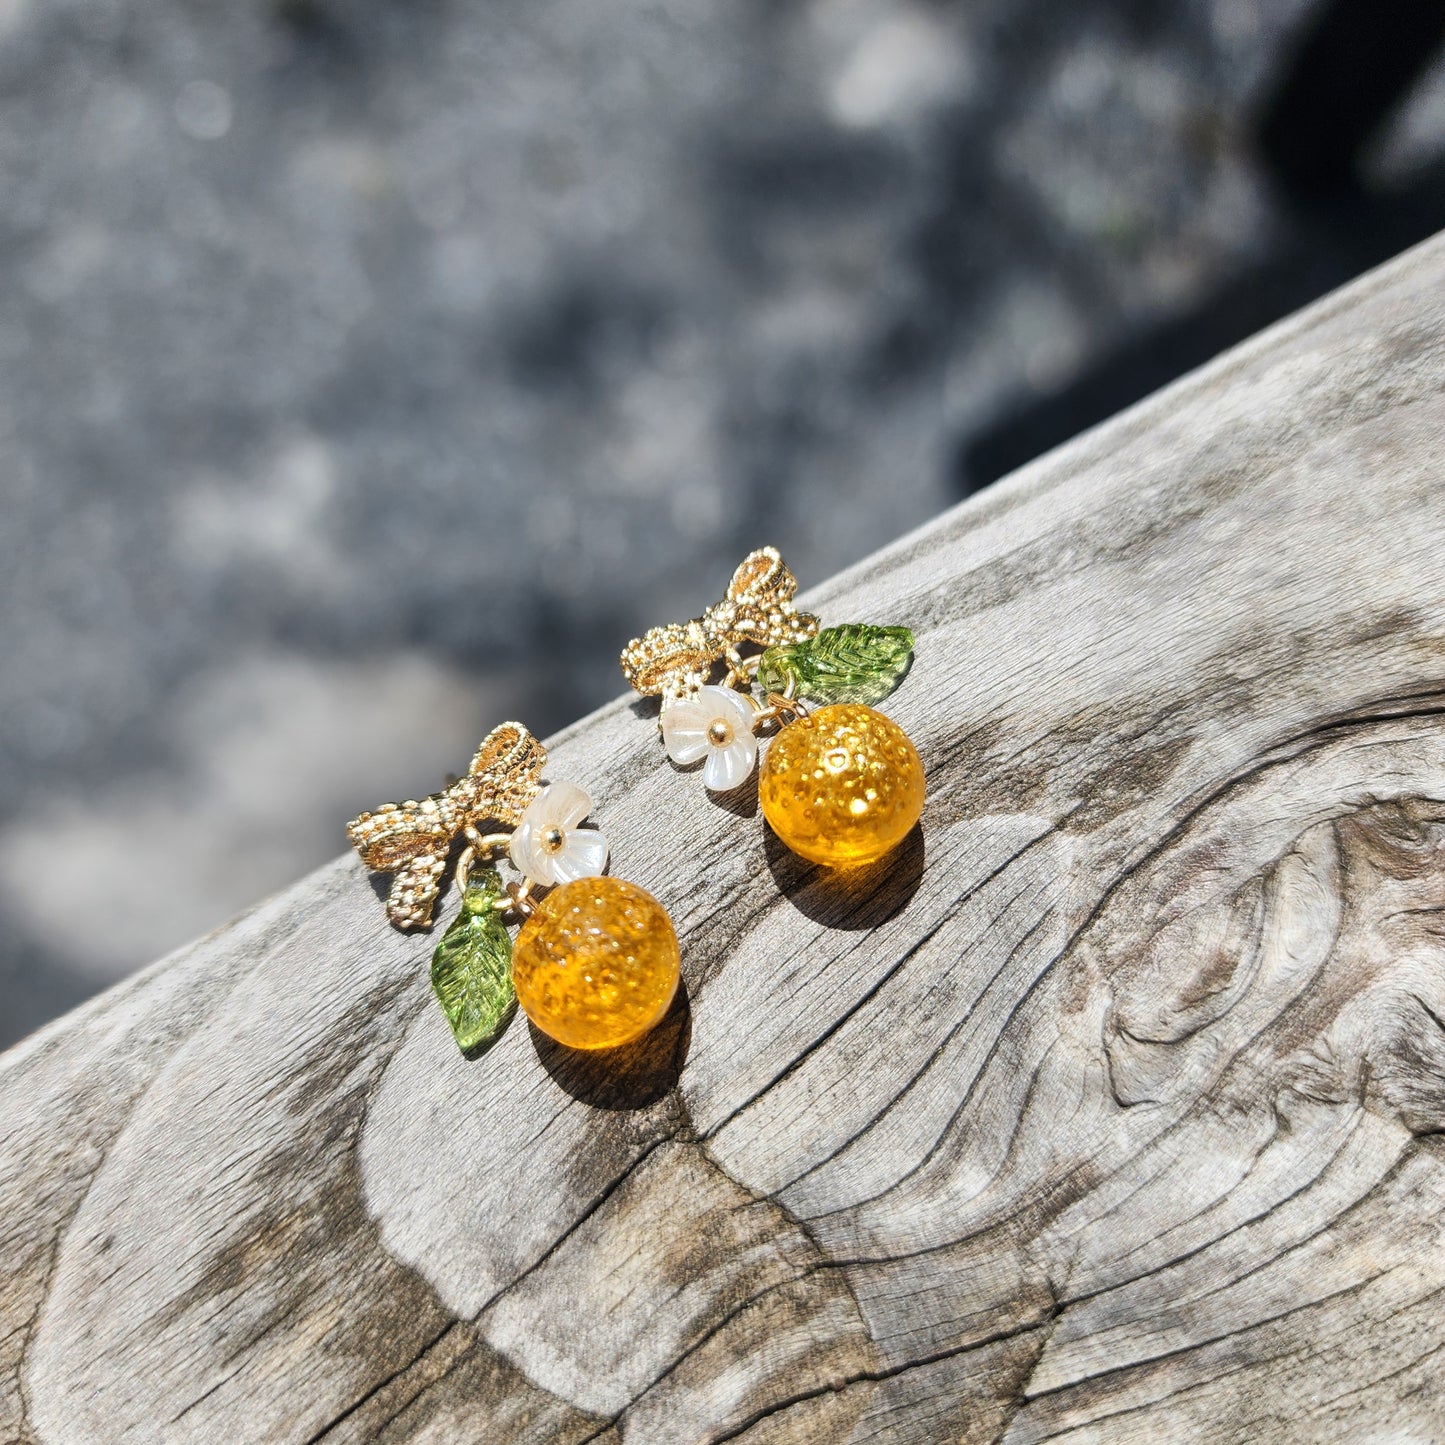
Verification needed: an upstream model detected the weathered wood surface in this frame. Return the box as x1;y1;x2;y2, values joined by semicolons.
5;235;1445;1444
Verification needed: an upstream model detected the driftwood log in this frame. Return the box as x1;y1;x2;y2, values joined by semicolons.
5;234;1445;1444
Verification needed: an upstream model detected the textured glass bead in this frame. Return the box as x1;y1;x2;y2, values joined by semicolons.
759;703;924;866
512;877;680;1050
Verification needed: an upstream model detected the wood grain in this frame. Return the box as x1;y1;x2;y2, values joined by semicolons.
4;232;1445;1443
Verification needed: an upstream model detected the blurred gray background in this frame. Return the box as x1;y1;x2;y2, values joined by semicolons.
3;0;1444;1049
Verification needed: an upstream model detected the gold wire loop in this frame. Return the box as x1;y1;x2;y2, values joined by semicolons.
505;879;536;918
465;826;514;855
448;821;543;921
455;827;519;896
454;844;476;891
751;685;809;729
723;645;763;690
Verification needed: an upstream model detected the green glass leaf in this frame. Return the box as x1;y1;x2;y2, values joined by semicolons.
430;868;516;1054
756;623;915;706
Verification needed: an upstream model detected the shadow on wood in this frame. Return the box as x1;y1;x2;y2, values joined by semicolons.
529;979;692;1112
764;822;926;931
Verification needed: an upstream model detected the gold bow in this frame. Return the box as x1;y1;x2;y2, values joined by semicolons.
620;547;819;706
347;721;546;929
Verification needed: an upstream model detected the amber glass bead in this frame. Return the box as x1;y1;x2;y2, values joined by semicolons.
759;703;924;866
512;877;680;1051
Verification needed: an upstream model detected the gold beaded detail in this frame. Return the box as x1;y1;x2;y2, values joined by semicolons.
619;547;818;705
346;722;546;928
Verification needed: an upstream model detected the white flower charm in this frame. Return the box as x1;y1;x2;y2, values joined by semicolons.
661;684;759;792
509;781;610;887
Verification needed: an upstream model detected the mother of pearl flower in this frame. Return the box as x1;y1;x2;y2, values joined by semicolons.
661;684;759;792
509;781;610;887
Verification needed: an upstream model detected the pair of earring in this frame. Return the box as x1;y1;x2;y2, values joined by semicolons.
348;547;925;1058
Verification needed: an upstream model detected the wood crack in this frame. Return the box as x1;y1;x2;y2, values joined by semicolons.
707;1311;1063;1445
302;1320;460;1444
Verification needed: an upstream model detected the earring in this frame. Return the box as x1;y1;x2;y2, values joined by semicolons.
347;721;680;1054
622;547;924;867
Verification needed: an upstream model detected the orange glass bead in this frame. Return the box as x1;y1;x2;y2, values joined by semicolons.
759;703;924;866
512;876;680;1051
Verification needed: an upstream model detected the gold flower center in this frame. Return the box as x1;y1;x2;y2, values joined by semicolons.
708;719;734;747
542;826;565;854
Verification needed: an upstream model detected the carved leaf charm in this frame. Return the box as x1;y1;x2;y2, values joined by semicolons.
756;623;915;706
430;869;516;1054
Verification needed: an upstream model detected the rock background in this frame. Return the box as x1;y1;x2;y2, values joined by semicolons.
1;0;1442;1046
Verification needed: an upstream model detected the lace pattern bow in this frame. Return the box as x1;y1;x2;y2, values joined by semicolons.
620;547;819;706
347;721;546;928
